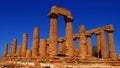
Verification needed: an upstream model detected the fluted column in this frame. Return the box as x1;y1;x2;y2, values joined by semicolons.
86;34;92;57
48;13;59;57
95;32;101;58
18;46;22;57
79;25;87;58
65;16;74;57
39;39;47;58
32;27;39;58
108;31;117;60
21;33;28;57
2;43;8;57
12;38;17;57
100;30;108;58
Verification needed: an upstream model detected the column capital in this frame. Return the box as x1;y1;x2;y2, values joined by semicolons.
48;13;59;18
64;16;73;22
86;33;92;37
108;30;114;33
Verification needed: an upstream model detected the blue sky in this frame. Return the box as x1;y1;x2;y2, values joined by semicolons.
0;0;120;58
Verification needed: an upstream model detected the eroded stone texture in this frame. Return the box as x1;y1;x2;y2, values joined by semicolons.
79;25;87;59
12;38;17;57
60;42;66;55
95;32;101;58
48;13;58;57
86;34;92;57
100;30;108;58
21;33;28;57
65;17;74;57
51;6;71;17
108;31;117;60
26;50;32;58
32;27;39;58
2;43;8;57
39;39;47;58
18;46;22;57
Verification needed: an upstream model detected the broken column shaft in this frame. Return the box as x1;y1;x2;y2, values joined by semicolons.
2;43;8;57
12;38;17;57
18;46;22;57
32;27;39;58
39;39;47;58
21;33;28;57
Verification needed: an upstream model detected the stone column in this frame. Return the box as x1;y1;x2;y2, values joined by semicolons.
48;13;59;57
79;25;87;59
32;27;39;58
86;34;92;57
39;39;47;58
100;30;108;58
108;31;117;60
26;50;32;58
2;43;8;57
21;33;28;57
12;38;17;57
95;32;101;58
18;46;22;57
65;16;74;57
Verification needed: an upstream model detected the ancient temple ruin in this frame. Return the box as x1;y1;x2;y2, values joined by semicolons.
1;6;120;67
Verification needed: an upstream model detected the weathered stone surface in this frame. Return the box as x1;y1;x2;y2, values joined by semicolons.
60;42;66;55
108;31;117;60
39;39;47;58
32;27;39;58
86;34;92;57
65;17;74;57
21;33;28;57
2;43;8;57
79;25;87;59
95;32;101;58
12;38;17;57
18;46;22;57
26;50;32;58
51;6;71;16
100;30;108;58
48;13;58;57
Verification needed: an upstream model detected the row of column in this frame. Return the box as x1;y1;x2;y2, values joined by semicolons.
4;27;48;58
2;26;117;61
48;12;74;57
56;25;117;60
96;30;117;60
78;26;117;59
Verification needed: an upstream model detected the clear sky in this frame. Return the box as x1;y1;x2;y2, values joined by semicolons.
0;0;120;58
